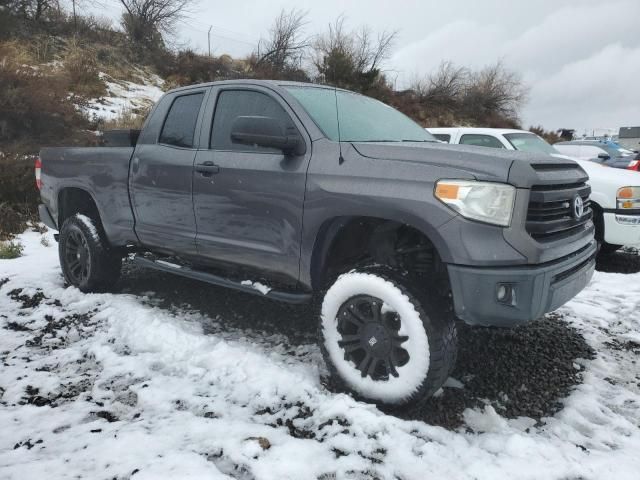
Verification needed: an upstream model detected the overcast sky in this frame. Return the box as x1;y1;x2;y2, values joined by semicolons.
104;0;639;134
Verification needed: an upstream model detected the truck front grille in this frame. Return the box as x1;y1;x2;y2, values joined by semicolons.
526;182;592;242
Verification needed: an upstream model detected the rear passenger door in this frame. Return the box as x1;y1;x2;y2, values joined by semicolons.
130;89;208;255
192;86;311;284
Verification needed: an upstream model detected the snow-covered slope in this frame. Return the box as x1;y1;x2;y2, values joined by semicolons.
0;231;639;479
85;71;165;122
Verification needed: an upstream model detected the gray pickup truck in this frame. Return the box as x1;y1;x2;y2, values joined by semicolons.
38;80;597;407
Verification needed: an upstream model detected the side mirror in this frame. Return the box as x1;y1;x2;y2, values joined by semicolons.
230;116;305;156
597;153;610;160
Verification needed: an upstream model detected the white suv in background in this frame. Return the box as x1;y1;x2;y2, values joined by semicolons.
428;127;640;254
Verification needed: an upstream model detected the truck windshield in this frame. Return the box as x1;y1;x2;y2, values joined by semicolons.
285;86;436;143
504;133;558;155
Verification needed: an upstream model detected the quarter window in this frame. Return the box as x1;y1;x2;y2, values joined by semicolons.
159;92;205;148
211;90;295;152
459;134;505;149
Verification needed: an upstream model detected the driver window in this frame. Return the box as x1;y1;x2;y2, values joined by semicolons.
210;90;296;153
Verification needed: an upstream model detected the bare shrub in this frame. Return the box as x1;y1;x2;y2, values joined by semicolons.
407;60;528;128
312;16;396;94
100;106;151;130
0;240;24;258
119;0;193;47
159;50;243;86
63;41;107;96
461;61;528;127
0;202;29;241
0;41;90;147
252;9;309;80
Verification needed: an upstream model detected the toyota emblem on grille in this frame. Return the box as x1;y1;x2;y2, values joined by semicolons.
572;195;584;219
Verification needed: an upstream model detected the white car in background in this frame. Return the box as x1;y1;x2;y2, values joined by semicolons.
428;127;640;254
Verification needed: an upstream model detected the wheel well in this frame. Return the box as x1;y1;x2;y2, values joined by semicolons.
311;217;449;292
590;202;604;242
57;188;101;228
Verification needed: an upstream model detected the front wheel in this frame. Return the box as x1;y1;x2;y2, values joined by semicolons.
318;266;457;407
58;214;122;292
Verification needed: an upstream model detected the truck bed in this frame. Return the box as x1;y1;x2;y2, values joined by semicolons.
39;146;137;246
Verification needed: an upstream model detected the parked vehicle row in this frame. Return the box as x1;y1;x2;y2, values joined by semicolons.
38;81;597;407
428;128;640;253
554;140;639;172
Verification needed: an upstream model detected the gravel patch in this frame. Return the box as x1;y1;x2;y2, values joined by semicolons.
396;314;595;428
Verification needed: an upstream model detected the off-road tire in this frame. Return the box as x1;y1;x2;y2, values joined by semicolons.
318;265;457;407
58;214;121;292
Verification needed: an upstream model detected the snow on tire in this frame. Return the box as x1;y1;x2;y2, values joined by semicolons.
319;266;457;406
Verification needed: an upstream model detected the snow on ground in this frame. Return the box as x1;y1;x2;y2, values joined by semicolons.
85;71;165;122
0;230;639;479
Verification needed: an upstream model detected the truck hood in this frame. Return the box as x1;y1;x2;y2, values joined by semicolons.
352;141;584;187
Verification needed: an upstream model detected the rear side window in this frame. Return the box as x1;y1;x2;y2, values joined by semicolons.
211;90;294;152
159;93;205;148
433;134;451;142
459;134;505;149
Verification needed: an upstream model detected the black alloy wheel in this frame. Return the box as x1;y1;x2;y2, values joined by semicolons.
63;228;91;284
336;294;410;381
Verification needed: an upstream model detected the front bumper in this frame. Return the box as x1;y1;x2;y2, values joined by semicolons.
447;240;597;327
603;212;640;246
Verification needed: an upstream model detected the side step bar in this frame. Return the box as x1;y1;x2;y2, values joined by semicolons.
132;256;312;305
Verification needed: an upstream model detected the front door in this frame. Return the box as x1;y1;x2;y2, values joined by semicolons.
192;87;310;284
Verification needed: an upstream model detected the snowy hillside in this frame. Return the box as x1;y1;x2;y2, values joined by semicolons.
0;229;639;479
85;70;165;122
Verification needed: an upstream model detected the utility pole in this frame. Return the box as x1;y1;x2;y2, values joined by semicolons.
208;26;212;57
72;0;77;34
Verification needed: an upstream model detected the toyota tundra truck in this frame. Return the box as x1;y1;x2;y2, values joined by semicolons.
37;80;597;407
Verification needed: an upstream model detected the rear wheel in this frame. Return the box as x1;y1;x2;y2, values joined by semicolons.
318;266;457;407
59;214;121;292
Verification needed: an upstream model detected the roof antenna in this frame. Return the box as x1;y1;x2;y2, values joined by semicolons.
334;86;345;165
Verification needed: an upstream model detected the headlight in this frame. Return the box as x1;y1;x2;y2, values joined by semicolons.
617;187;640;209
435;180;516;226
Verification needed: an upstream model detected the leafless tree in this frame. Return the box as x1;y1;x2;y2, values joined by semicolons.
413;61;468;106
312;16;396;90
255;8;308;73
3;0;58;20
118;0;193;46
462;61;528;123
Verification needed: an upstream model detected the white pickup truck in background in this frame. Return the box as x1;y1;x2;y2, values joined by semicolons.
428;127;640;254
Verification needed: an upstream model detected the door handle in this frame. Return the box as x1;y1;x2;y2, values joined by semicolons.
132;157;140;174
195;161;220;176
